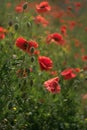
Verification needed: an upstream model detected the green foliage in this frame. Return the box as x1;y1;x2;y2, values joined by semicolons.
0;0;87;130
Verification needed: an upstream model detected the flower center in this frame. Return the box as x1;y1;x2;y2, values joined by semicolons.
40;5;46;8
23;43;29;50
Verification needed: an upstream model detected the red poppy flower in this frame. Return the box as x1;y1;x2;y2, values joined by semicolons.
82;55;87;61
60;25;67;36
0;33;5;39
46;34;52;44
6;2;12;8
49;70;57;76
52;33;63;43
28;40;38;49
0;27;7;33
82;94;87;100
74;68;80;73
0;27;5;33
67;6;72;11
34;15;49;27
38;56;53;71
44;77;61;93
15;37;38;54
46;33;65;45
85;27;87;32
16;37;28;51
15;6;23;13
74;40;81;47
65;0;70;4
83;66;87;71
0;27;7;40
69;21;76;30
36;1;51;13
34;50;40;55
75;2;81;8
61;68;76;80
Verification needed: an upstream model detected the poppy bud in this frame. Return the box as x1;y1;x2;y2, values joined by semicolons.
8;21;13;26
27;22;32;28
30;79;33;86
14;23;19;30
31;56;35;62
30;47;35;54
23;2;28;10
8;102;13;109
25;68;30;74
85;77;87;80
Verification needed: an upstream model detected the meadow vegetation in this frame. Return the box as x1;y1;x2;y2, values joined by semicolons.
0;0;87;129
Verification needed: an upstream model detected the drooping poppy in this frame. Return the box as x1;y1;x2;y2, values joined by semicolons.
61;68;76;80
46;33;65;45
36;1;51;13
44;77;61;93
38;56;53;71
34;15;49;27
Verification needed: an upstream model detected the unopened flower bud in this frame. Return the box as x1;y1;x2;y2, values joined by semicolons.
25;68;30;74
30;47;35;54
31;56;35;62
8;21;13;26
23;2;28;10
27;22;32;28
30;79;33;86
14;23;19;30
